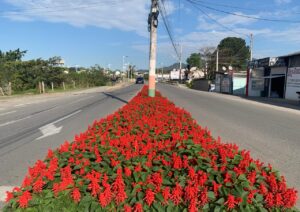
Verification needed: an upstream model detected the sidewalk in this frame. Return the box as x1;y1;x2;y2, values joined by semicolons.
0;82;133;110
175;82;300;113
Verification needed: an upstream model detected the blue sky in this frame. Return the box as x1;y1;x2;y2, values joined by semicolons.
0;0;300;70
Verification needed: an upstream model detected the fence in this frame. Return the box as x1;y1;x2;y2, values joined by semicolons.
0;80;92;96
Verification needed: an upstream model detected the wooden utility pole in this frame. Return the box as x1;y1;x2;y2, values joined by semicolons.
179;44;182;83
148;0;159;97
216;48;219;72
250;33;253;61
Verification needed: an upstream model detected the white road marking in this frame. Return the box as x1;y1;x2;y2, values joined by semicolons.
51;110;81;125
14;103;26;107
0;111;16;117
0;115;32;127
0;186;15;202
36;124;63;140
36;110;81;140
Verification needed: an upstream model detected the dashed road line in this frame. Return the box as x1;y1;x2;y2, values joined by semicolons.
0;111;17;117
0;115;32;127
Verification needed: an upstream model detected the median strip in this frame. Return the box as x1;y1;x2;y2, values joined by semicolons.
3;86;298;211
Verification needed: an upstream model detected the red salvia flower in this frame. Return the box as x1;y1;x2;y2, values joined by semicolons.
144;189;155;206
134;203;143;212
265;193;274;208
5;191;14;203
18;191;32;208
162;187;170;203
171;183;182;205
225;194;236;209
33;177;45;193
124;167;132;177
124;205;132;212
72;188;81;203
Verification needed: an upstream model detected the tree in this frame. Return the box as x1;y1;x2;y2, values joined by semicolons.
186;53;203;69
217;37;250;70
0;48;27;62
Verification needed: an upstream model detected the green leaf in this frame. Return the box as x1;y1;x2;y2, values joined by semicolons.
153;202;164;212
216;197;225;205
208;191;216;201
163;178;173;186
238;174;247;181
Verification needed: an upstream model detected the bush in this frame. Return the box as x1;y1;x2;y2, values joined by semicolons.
4;86;298;211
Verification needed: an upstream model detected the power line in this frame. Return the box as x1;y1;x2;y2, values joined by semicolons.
188;0;300;23
192;0;260;12
186;0;250;38
0;0;122;16
159;0;180;59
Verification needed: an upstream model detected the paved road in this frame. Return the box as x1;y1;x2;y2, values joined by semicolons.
157;83;300;196
0;83;299;207
0;84;142;204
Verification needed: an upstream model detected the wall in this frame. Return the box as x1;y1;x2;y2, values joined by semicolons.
233;77;246;95
191;79;210;91
285;67;300;100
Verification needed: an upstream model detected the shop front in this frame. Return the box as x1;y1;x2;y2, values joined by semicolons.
247;57;287;99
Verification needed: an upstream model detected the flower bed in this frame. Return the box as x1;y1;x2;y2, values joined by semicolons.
4;86;298;211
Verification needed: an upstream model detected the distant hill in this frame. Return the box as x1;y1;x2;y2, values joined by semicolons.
137;62;187;73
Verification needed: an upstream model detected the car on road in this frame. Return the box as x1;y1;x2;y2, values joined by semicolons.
136;77;144;84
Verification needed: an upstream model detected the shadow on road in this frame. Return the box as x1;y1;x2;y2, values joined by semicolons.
102;92;128;104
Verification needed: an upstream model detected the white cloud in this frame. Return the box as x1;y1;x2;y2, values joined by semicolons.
4;0;150;36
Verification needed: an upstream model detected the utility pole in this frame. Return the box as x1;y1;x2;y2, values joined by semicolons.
179;44;182;83
246;33;253;97
148;0;159;97
216;48;219;72
250;33;253;61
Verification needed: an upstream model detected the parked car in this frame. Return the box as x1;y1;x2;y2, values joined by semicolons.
136;77;144;84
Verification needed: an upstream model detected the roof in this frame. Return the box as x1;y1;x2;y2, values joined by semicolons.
280;51;300;58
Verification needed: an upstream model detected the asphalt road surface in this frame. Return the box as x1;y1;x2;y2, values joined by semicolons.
0;84;142;205
157;83;300;199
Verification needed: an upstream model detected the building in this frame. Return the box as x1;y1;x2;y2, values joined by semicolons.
247;51;300;101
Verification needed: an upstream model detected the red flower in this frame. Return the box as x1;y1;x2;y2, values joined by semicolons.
225;194;236;209
112;170;127;204
124;167;132;177
199;187;208;206
33;177;45;193
72;188;81;203
275;193;283;207
265;193;274;208
283;188;298;208
162;187;170;203
144;189;155;206
124;205;132;212
5;191;14;203
171;183;182;205
134;203;143;212
18;191;32;208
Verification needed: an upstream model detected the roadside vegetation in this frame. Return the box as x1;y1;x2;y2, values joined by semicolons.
0;49;110;95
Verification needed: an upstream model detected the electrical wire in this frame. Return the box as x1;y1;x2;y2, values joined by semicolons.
188;0;300;23
159;0;180;59
0;0;122;16
186;0;250;38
